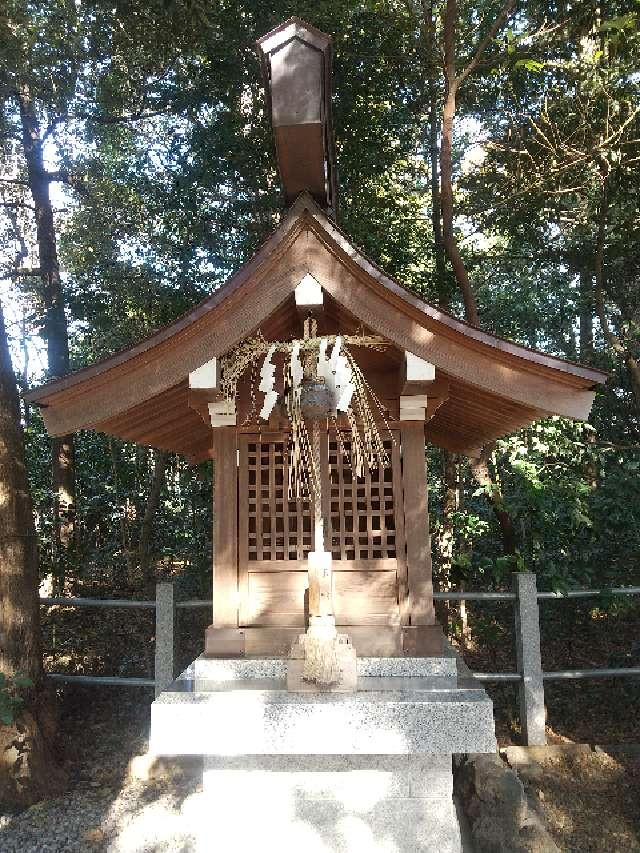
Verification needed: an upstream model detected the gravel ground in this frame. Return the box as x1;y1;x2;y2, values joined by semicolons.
0;688;204;853
0;774;202;852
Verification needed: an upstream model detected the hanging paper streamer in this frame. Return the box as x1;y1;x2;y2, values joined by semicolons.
259;344;278;420
331;338;355;413
290;341;303;388
220;330;392;501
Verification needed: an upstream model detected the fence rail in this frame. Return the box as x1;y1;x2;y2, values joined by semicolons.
40;573;640;745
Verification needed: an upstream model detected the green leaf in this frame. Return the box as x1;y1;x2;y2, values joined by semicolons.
600;13;636;31
12;675;33;689
514;59;544;73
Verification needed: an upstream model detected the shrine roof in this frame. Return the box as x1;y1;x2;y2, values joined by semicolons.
26;194;608;461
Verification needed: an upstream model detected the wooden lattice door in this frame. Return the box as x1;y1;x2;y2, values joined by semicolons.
238;431;406;629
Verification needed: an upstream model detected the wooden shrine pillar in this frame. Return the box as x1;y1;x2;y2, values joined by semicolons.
399;353;444;655
205;427;244;656
400;422;436;626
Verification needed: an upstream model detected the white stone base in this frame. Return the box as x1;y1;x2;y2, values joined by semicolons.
199;754;461;853
150;655;493;851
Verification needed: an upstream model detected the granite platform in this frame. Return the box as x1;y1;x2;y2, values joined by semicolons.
150;655;495;852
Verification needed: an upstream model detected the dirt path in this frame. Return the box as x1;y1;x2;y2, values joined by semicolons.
506;745;640;852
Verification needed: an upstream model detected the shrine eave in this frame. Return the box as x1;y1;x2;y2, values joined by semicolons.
25;194;608;461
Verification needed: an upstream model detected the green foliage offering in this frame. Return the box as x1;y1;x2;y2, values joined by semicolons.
0;673;33;725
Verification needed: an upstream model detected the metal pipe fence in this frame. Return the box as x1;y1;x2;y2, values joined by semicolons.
40;573;640;745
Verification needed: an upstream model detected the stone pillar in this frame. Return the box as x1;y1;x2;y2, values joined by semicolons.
154;582;174;697
513;572;546;745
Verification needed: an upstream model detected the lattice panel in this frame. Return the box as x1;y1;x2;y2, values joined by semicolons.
327;435;399;562
245;437;312;562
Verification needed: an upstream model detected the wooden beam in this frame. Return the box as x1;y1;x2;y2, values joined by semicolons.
212;429;238;628
400;422;435;625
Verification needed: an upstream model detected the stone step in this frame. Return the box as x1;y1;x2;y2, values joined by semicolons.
186;779;461;853
151;686;497;756
203;753;454;800
187;654;457;682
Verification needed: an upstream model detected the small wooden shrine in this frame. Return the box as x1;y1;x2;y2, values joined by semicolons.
27;18;607;666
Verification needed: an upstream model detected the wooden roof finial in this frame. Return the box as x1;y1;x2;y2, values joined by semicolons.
256;18;339;219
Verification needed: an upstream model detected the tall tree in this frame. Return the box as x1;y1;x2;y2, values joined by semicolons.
0;295;62;806
429;0;518;553
439;0;515;326
15;85;76;578
0;1;83;586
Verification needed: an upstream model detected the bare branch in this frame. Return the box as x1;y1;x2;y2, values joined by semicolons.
457;0;516;87
0;201;35;211
11;268;42;278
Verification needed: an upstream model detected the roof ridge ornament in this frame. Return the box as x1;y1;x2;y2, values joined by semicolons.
256;18;339;219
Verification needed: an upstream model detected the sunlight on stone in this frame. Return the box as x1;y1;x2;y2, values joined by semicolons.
337;815;400;853
127;750;159;782
181;789;332;853
109;800;190;852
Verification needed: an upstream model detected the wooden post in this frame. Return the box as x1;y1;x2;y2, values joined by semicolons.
401;422;435;625
212;428;238;627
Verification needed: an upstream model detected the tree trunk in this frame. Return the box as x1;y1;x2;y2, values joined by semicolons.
579;268;594;362
439;0;514;325
435;449;458;628
16;86;76;588
470;446;518;555
0;299;63;807
593;180;640;416
139;450;169;594
109;438;134;589
440;0;480;325
21;310;31;427
440;83;479;325
439;0;518;553
438;450;458;587
420;0;447;296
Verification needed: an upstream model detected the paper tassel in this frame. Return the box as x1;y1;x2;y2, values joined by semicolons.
259;344;278;420
291;341;303;387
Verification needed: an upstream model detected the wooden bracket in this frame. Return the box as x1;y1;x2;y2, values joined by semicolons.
399;352;449;422
188;356;236;427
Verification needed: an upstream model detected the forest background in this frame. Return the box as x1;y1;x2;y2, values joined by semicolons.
0;0;639;797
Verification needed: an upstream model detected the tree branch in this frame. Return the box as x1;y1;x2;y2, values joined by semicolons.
593;176;640;413
457;0;516;87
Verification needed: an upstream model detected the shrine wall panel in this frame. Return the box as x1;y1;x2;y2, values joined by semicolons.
238;430;406;629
